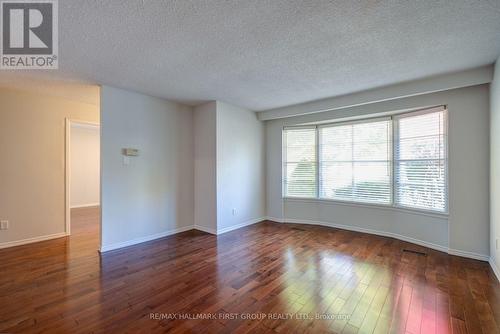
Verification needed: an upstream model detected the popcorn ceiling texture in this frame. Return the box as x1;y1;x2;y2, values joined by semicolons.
1;0;500;110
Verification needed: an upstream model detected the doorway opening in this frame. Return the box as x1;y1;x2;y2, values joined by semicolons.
65;120;101;250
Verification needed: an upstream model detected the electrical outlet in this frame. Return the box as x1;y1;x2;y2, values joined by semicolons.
0;220;8;230
232;208;237;216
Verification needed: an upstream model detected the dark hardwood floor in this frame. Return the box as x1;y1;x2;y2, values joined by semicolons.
0;206;499;333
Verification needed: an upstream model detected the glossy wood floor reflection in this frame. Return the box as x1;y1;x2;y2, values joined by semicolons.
1;207;499;333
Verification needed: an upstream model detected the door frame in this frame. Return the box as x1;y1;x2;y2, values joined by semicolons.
65;118;100;235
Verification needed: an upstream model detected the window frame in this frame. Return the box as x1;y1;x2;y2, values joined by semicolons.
317;116;393;205
282;125;318;199
282;106;449;216
392;107;449;214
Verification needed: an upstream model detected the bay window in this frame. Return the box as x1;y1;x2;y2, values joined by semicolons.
283;106;447;213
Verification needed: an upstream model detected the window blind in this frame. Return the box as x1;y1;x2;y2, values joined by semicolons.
283;127;317;197
319;119;392;204
394;108;447;212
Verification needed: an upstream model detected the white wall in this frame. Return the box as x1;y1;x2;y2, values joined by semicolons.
0;88;99;247
70;124;100;208
267;84;490;259
491;58;500;272
193;102;218;233
100;86;194;251
193;101;266;234
216;101;266;232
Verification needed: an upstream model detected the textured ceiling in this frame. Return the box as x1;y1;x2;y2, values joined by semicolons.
1;0;500;110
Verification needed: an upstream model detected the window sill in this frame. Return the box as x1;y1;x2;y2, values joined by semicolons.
282;197;449;220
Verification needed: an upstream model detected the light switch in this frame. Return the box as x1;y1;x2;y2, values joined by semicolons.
123;156;130;165
122;148;139;156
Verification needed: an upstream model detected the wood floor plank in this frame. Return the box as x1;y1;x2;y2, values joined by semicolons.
0;207;498;333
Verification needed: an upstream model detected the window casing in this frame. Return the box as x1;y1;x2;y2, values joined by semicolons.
282;107;448;214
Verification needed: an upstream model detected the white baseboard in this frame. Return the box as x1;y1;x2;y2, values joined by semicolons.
275;218;490;262
489;258;500;283
0;232;68;249
193;225;217;235
216;217;265;235
283;218;449;254
264;216;285;223
101;218;266;252
100;225;193;252
194;217;267;235
448;248;489;261
3;217;490;266
70;203;100;209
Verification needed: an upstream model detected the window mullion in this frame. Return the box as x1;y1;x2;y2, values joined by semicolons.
392;116;397;206
316;126;320;199
351;125;354;201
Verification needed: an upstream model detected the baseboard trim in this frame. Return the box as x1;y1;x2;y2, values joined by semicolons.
194;217;267;235
489;258;500;283
101;218;267;252
271;218;489;262
282;218;449;254
264;216;285;223
448;248;489;262
5;217;488;264
70;203;100;209
0;232;68;249
193;225;217;235
217;217;265;235
100;225;193;252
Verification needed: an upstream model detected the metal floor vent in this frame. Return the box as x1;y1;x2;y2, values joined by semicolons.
402;249;427;256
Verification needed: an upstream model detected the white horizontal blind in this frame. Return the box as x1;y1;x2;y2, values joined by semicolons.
394;108;447;212
319;119;392;204
283;128;317;198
